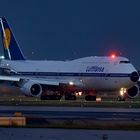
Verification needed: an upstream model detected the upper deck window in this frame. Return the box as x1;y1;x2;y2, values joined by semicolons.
119;61;130;64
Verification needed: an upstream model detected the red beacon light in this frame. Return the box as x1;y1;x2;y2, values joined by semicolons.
111;54;116;59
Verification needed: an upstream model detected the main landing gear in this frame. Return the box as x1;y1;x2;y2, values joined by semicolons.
117;96;126;101
40;91;62;100
64;92;77;100
40;90;99;101
40;91;77;100
85;90;97;101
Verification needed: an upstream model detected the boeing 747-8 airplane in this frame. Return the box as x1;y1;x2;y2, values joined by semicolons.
0;18;139;101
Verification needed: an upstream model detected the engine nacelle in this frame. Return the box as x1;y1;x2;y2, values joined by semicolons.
20;81;42;97
127;85;139;98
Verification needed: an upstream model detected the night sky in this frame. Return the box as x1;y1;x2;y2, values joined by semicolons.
0;0;140;68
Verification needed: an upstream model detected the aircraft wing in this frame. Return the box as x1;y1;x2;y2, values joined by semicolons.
0;75;20;81
0;75;82;87
0;66;83;87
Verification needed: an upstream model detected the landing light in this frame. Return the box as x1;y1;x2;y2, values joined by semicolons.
69;81;74;86
78;92;82;96
96;97;101;102
0;55;4;59
75;92;82;96
120;88;127;96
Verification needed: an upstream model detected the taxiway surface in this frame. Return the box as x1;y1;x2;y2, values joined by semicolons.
0;106;140;120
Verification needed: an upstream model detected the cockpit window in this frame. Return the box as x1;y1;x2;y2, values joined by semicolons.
119;61;130;64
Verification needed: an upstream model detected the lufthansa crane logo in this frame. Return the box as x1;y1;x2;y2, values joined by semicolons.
3;28;11;49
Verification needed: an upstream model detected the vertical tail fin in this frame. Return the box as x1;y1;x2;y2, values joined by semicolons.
0;17;25;60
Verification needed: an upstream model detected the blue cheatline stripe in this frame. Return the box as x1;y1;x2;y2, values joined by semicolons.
14;72;130;77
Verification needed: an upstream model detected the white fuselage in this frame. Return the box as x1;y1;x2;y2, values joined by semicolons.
0;56;138;91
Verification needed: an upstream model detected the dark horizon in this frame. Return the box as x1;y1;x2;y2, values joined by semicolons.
0;0;140;68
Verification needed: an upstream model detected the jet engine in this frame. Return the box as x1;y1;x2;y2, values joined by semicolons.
20;81;42;97
127;85;139;98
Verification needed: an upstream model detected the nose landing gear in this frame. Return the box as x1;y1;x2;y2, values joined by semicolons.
117;88;127;101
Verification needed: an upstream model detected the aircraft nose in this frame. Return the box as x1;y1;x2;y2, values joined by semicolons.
130;71;139;82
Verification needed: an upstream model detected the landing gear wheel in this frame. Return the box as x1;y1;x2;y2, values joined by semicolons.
65;93;76;100
85;95;96;101
40;95;62;100
117;96;125;101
